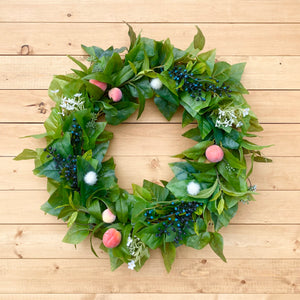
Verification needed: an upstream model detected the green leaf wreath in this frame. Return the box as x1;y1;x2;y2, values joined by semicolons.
15;23;271;272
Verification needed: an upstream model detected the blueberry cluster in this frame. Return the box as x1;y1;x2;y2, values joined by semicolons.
168;66;232;100
44;146;79;189
145;201;203;244
70;118;82;156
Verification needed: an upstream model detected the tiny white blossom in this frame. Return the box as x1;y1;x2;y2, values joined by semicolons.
128;260;136;270
243;108;250;117
50;89;59;94
236;121;243;128
187;181;201;196
74;93;82;97
150;78;163;90
127;236;133;247
84;171;97;185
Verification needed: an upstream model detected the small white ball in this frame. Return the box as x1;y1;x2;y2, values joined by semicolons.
150;78;163;90
84;171;97;186
187;181;201;196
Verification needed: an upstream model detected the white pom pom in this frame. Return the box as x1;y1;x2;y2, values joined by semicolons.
187;181;201;196
84;171;97;186
150;78;163;90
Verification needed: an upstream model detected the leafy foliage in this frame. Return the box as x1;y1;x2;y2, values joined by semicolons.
15;23;271;273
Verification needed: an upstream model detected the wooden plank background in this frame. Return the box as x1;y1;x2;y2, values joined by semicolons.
0;0;299;298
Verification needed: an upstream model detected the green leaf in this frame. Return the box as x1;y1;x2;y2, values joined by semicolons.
92;141;110;163
136;85;146;119
51;132;73;158
209;232;227;262
254;156;272;163
138;224;163;249
67;55;88;73
128;61;137;74
82;72;112;84
160;243;176;273
67;211;78;228
217;197;225;215
104;101;138;125
212;61;231;84
14;149;37;160
132;184;152;202
186;26;205;54
143;180;169;202
161;39;174;71
241;140;273;151
87;200;102;220
125;22;137;50
182;110;195;128
33;159;61;182
190;179;218;199
115;190;129;223
169;161;197;180
44;108;63;139
154;85;179;121
222;147;246;170
62;223;90;244
104;52;123;75
230;62;246;81
186;232;211;250
197;49;216;76
175;140;213;160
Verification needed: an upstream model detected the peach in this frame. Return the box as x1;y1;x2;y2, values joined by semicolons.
102;208;116;223
108;87;123;102
89;79;107;91
205;145;224;163
102;228;122;248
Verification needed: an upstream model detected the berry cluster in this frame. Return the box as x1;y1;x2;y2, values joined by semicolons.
70;118;82;156
44;146;79;189
168;66;232;100
145;201;203;245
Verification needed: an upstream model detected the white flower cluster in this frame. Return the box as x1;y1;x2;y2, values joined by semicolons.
59;93;84;116
215;107;250;129
126;234;147;271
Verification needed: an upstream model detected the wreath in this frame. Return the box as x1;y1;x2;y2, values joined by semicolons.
15;24;271;272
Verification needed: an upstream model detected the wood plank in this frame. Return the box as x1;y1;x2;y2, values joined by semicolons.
2;123;298;157
0;0;299;23
1;295;300;300
1;23;300;56
2;157;299;191
0;56;299;90
1;191;299;224
0;90;299;124
1;224;300;259
0;259;299;293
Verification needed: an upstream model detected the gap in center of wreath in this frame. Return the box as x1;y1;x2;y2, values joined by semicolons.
104;101;197;192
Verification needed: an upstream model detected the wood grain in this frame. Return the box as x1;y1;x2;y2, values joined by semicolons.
1;224;300;259
1;295;299;300
1;90;300;124
0;0;299;23
0;259;299;293
0;56;299;89
1;23;300;56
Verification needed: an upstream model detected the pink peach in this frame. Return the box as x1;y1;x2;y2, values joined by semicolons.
102;228;122;248
89;79;107;91
102;208;116;223
108;87;122;102
205;145;224;163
